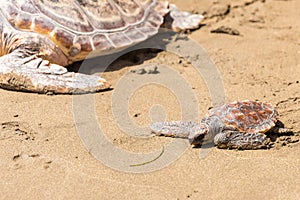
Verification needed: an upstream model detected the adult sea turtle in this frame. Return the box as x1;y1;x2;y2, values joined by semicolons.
0;0;203;93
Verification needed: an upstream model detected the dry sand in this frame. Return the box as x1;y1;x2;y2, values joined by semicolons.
0;0;299;199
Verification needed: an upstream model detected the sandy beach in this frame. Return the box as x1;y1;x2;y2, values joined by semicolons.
0;0;299;199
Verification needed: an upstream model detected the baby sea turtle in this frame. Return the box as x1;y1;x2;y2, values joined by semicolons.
0;0;203;94
151;100;290;149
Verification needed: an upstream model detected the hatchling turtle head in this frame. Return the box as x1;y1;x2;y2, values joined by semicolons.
188;123;210;145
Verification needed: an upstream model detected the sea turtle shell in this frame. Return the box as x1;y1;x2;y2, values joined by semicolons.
2;0;169;61
202;100;278;133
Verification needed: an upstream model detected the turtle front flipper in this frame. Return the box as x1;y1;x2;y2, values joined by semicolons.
0;32;110;94
0;52;110;94
151;121;199;138
151;121;210;146
214;131;270;150
165;4;204;32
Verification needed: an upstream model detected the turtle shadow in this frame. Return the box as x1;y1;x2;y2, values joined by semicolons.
253;120;297;149
266;120;294;142
67;30;180;74
192;142;215;149
68;48;162;74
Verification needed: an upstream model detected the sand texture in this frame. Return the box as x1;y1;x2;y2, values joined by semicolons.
0;0;299;199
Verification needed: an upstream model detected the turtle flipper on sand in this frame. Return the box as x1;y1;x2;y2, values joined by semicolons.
0;0;203;94
151;100;291;150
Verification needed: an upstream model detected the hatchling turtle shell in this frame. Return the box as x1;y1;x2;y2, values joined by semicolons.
0;0;203;93
202;100;278;134
151;100;289;149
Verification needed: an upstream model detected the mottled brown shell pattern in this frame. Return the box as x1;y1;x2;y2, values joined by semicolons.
2;0;169;61
202;100;278;133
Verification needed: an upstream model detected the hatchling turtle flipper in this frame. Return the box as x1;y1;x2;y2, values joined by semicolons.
214;131;270;150
151;121;200;138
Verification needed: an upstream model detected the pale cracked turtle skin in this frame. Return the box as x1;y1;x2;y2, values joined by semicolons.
151;100;290;150
0;0;203;94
